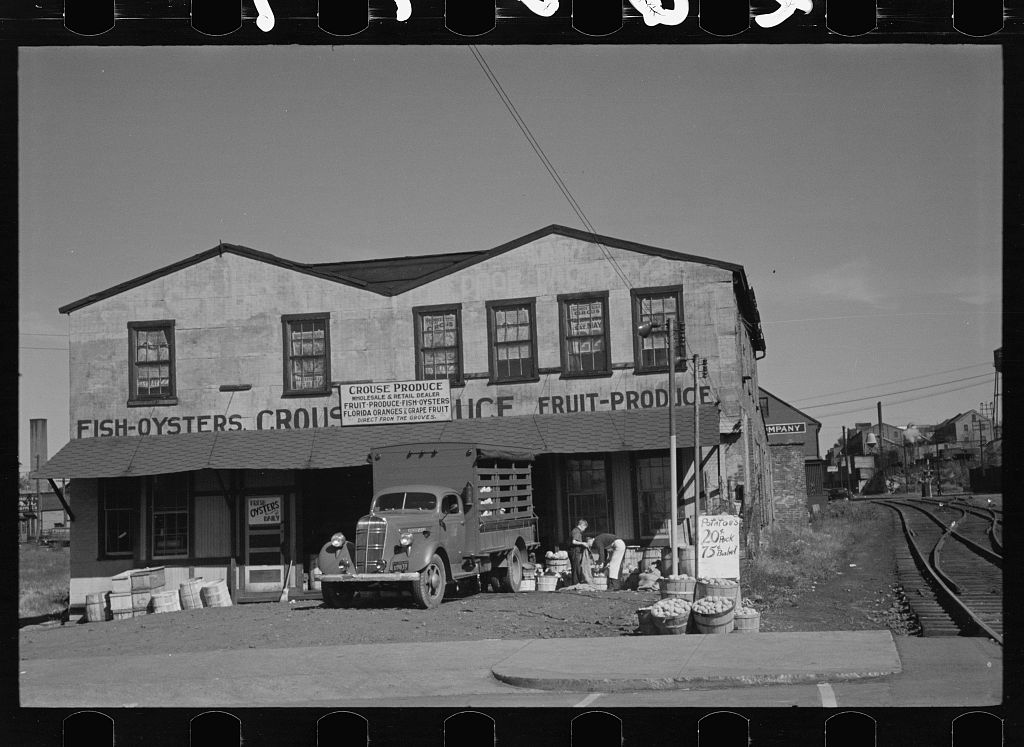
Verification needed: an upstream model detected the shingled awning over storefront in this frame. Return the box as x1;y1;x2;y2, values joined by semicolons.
32;406;722;479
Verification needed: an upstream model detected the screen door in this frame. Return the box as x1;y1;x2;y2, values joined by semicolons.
244;495;285;591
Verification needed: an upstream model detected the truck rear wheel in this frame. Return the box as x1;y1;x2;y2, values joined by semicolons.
411;554;447;609
322;581;354;608
497;547;523;593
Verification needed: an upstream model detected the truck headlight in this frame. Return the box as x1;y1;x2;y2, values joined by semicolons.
375;559;388;572
399;532;413;547
330;532;346;548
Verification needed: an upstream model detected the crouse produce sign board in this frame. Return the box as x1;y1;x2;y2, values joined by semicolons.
696;514;740;579
339;380;452;425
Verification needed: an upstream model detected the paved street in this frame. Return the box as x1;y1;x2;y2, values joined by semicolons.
19;632;1000;709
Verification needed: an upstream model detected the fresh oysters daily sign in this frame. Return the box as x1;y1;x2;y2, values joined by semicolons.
248;496;281;526
696;515;741;579
339;380;453;426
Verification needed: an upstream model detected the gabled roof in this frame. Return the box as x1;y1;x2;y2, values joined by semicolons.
57;225;765;351
758;387;822;427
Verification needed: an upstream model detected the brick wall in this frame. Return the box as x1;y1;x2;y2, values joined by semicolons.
770;443;808;525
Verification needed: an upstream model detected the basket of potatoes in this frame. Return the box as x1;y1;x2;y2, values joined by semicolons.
690;595;736;634
648;596;693;635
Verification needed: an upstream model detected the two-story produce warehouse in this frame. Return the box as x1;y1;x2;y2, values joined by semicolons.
35;225;774;607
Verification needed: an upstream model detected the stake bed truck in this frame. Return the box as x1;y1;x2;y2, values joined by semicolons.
317;443;539;609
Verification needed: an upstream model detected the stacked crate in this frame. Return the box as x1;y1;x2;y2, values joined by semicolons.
109;567;166;619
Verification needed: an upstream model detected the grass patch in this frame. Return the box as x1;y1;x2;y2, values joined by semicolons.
19;542;70;621
743;502;887;603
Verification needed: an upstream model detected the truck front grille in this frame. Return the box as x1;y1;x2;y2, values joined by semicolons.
355;516;387;572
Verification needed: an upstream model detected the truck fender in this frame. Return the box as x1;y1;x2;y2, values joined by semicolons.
490;538;528;568
317;540;354;575
409;541;448;577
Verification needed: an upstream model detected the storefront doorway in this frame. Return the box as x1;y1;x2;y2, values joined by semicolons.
243;495;286;592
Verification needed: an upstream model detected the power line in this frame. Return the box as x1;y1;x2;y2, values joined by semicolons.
791;363;991;404
812;379;991;420
20;346;69;351
801;373;991;411
20;332;67;337
467;45;635;292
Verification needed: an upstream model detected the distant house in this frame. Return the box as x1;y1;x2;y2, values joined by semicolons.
758;388;824;520
931;410;993;454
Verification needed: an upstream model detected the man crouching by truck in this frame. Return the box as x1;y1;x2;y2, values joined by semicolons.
587;532;626;590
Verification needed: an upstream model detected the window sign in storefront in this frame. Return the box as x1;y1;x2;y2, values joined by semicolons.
696;514;740;579
248;496;282;526
339;380;452;426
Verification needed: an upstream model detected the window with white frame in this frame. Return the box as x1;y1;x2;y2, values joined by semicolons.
632;287;683;373
414;305;463;383
282;313;331;396
487;299;537;383
559;293;610;376
128;320;176;405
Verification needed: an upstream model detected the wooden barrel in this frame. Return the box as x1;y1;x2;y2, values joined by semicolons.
623;546;642;571
733;609;760;633
641;547;662;572
695;580;742;607
546;558;569;574
85;592;110;623
659;576;696;594
201;579;232;607
679;546;696;576
660;614;691;635
519;577;536;592
635;607;658;636
179;578;204;609
536;575;558;592
151;589;181;613
692;605;735;634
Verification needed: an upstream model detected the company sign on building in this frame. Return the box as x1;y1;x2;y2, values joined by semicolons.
339;380;452;426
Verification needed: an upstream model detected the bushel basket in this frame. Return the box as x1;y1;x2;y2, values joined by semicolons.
692;603;735;635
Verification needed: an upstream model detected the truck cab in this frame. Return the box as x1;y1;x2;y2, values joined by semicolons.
318;443;538;609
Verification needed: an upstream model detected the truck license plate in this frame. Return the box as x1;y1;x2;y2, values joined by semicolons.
392;560;408;571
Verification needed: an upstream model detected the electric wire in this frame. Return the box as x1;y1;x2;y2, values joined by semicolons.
799;373;991;411
812;379;992;420
467;45;635;292
790;363;992;404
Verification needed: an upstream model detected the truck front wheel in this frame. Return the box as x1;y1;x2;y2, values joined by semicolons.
322;581;354;609
411;554;447;609
497;547;523;593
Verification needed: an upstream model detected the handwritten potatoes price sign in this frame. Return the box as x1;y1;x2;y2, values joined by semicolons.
697;515;740;579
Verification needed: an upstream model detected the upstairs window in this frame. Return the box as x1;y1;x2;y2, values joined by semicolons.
128;320;176;405
631;287;683;374
414;305;463;384
487;299;538;383
558;292;610;377
282;313;331;396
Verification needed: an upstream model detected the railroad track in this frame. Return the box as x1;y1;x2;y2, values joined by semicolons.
876;498;1002;645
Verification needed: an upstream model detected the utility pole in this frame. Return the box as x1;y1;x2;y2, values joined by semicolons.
877;401;884;491
693;351;701;581
842;425;853;493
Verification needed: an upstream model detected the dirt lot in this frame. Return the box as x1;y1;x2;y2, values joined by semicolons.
19;508;911;662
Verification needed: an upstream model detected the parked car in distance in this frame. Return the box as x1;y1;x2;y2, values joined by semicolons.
827;488;852;502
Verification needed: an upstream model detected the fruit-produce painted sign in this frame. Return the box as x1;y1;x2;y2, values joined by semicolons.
696;514;740;579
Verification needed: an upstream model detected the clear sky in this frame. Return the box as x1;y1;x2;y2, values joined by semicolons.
18;44;1002;469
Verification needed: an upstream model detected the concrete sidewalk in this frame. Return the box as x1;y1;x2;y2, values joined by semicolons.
489;630;901;692
20;630;909;707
